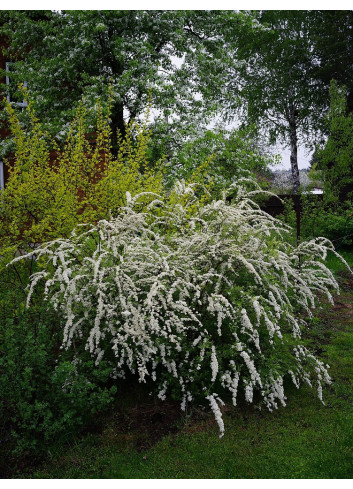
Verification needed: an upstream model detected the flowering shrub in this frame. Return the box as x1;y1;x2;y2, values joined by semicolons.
12;179;348;436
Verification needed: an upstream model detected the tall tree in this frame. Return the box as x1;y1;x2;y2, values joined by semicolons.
1;11;259;158
1;10;194;150
237;11;326;194
187;11;327;194
309;10;353;114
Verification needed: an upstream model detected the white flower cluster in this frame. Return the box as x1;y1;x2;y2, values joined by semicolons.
12;178;348;435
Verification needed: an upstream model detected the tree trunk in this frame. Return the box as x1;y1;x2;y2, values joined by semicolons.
288;102;301;244
289;104;300;195
110;101;126;156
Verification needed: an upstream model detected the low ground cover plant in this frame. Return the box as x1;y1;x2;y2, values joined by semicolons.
11;178;348;437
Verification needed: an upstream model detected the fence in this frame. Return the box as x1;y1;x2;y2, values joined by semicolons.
261;194;324;243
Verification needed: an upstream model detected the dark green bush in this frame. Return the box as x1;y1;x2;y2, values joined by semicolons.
0;295;117;456
279;196;353;248
305;206;353;247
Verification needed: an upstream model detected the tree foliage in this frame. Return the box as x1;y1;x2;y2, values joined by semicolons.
184;10;351;193
317;80;353;202
0;11;238;148
231;11;325;193
1;11;262;160
1;11;187;147
309;10;353;114
167;126;276;190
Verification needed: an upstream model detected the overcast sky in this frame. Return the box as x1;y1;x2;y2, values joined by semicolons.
269;144;312;171
215;118;313;172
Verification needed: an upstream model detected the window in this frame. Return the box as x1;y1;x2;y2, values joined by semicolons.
0;161;4;190
5;62;28;108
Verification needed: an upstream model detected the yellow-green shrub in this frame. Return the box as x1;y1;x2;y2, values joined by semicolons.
0;94;164;270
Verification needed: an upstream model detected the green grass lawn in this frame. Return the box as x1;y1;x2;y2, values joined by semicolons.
324;248;353;273
8;254;353;479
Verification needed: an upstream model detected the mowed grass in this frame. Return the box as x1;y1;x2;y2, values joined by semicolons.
12;253;353;479
325;248;353;273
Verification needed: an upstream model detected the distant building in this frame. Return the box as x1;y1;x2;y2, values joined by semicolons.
270;169;323;195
